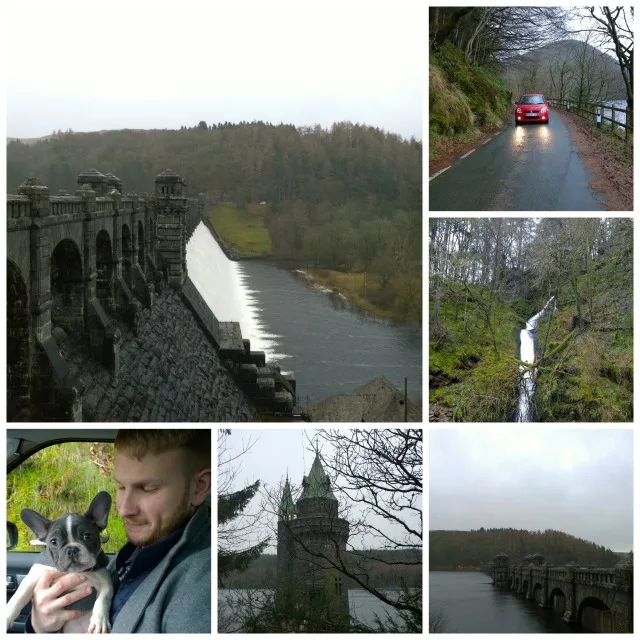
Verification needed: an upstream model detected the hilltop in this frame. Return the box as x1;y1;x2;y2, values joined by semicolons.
430;528;626;570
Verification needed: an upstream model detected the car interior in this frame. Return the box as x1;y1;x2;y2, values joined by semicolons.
7;429;117;633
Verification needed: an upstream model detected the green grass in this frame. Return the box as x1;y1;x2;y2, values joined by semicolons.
7;442;126;553
307;269;421;325
429;41;511;158
208;202;272;256
534;308;632;422
429;282;526;421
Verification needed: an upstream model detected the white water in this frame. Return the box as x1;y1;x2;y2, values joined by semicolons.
186;222;289;364
516;296;555;422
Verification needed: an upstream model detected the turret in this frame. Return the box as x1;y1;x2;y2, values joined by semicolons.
153;169;188;288
279;476;296;521
276;454;350;629
77;169;108;196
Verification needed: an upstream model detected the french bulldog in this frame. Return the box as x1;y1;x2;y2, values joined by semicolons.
6;491;114;633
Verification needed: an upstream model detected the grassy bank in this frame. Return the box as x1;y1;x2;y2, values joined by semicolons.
429;282;525;421
306;269;421;325
207;203;272;255
534;300;632;422
429;41;510;162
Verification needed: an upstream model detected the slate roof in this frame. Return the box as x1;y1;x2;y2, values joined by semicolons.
298;453;337;501
279;477;296;519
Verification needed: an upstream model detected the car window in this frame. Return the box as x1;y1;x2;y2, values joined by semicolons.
7;442;123;554
519;96;545;104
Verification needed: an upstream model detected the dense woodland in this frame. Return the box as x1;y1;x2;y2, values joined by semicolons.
429;218;633;421
8;121;421;324
221;549;422;590
430;528;626;570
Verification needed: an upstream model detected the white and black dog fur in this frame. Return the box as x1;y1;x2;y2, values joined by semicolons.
6;491;114;633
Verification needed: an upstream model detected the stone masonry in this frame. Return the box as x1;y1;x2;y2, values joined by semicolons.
7;168;296;421
489;552;633;633
277;454;350;628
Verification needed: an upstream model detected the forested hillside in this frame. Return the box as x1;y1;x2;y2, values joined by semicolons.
221;550;422;589
8;121;422;324
429;218;633;421
430;528;624;570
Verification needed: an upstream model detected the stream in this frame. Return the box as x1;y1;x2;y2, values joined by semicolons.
516;296;555;422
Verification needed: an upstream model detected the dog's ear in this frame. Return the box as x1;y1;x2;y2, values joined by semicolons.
85;492;112;531
20;509;52;541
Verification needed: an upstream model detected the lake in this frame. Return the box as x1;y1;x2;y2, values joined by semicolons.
429;572;576;633
218;588;406;632
187;223;422;407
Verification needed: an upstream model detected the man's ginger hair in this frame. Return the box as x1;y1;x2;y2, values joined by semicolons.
115;429;211;478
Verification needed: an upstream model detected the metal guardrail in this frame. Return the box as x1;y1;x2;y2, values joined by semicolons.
548;98;633;144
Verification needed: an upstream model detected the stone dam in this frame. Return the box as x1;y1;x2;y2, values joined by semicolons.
7;168;297;421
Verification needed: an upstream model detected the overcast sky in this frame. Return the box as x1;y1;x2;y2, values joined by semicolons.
6;0;425;140
430;429;633;552
219;428;422;553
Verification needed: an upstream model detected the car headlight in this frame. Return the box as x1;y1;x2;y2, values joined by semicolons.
541;107;547;114
516;108;522;113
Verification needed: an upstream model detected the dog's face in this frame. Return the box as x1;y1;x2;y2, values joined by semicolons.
20;491;112;573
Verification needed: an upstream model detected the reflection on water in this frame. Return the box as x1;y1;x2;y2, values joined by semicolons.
235;260;422;405
430;572;576;633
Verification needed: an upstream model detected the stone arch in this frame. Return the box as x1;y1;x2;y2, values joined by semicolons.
532;583;543;605
549;587;566;613
137;220;145;274
122;223;132;287
521;579;529;596
7;260;30;420
96;230;114;311
50;239;84;337
578;597;613;632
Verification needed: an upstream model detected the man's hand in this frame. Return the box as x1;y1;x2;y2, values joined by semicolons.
31;571;94;633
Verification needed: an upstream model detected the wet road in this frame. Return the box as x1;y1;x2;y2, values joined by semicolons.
429;110;607;211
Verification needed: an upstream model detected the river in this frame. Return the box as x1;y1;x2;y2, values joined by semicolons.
516;296;555;422
603;99;629;128
218;588;405;632
187;223;422;406
430;572;575;633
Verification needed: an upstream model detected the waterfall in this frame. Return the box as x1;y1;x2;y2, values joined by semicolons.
516;296;555;422
185;222;286;364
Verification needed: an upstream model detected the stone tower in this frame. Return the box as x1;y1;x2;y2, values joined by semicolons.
492;552;510;588
277;454;350;627
154;169;188;288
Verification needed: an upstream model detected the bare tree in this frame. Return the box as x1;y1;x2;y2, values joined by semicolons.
586;7;633;109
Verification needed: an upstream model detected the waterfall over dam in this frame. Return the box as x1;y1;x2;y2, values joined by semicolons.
186;222;287;365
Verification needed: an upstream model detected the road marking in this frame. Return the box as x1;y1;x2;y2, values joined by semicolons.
481;138;492;145
429;166;451;181
460;149;475;159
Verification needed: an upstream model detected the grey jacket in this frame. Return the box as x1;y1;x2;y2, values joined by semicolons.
108;499;211;633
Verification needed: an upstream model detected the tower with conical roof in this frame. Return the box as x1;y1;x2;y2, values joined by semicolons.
276;453;350;627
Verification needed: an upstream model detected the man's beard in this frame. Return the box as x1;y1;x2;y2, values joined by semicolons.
126;486;194;547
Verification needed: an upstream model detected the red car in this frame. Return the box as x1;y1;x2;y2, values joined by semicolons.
514;94;550;125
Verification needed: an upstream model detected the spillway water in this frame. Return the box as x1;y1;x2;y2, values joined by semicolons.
516;296;555;422
185;222;422;405
186;222;287;364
